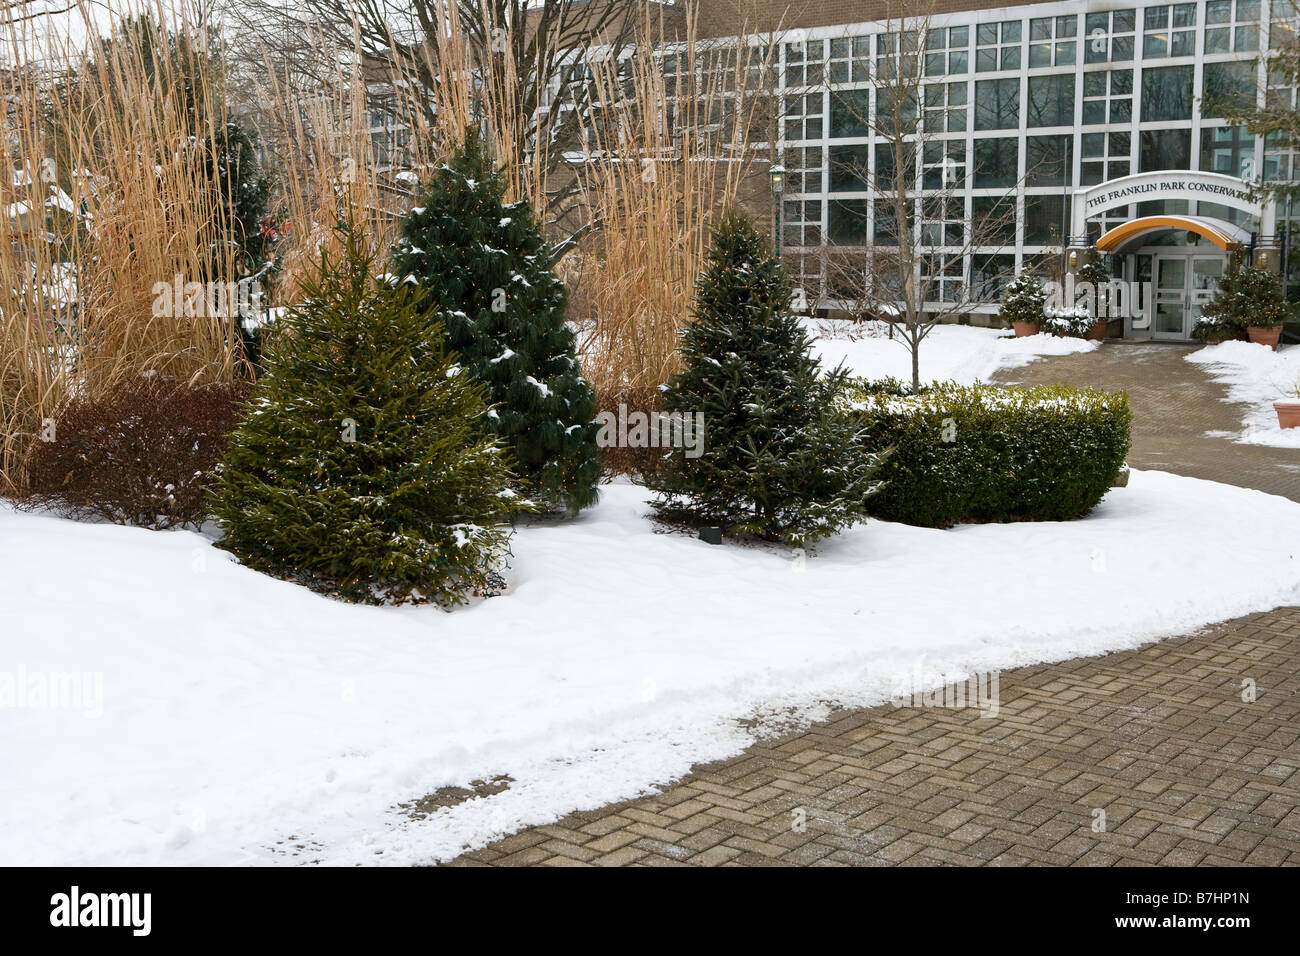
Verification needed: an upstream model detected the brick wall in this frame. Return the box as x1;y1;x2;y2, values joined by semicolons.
693;0;1068;38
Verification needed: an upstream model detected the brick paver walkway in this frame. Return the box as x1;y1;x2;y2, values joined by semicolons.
445;610;1300;866
443;341;1300;867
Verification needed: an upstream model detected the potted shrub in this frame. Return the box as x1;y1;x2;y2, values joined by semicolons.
1041;306;1094;338
1200;250;1291;349
1075;254;1111;341
1000;269;1046;337
1275;381;1300;429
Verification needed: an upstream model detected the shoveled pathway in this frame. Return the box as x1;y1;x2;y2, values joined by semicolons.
441;341;1300;867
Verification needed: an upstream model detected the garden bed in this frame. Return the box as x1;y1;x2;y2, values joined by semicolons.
4;471;1300;865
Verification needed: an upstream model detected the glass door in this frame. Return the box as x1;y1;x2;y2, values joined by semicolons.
1152;256;1188;339
1189;256;1225;330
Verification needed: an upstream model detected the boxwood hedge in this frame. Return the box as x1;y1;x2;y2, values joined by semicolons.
840;378;1132;527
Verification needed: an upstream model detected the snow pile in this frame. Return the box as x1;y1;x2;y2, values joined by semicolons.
811;320;1097;385
3;472;1299;866
1186;341;1300;448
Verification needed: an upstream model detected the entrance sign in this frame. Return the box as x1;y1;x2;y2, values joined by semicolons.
1070;171;1265;245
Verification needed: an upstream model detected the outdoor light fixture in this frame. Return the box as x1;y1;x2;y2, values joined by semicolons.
769;163;786;194
1068;251;1077;269
770;163;787;256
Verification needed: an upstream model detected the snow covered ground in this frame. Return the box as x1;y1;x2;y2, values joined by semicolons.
4;472;1299;866
1186;341;1300;448
810;319;1098;385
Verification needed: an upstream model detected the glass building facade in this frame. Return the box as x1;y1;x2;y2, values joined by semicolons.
768;0;1294;337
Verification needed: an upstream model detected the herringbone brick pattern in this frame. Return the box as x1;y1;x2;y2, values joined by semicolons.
442;342;1300;866
445;609;1300;866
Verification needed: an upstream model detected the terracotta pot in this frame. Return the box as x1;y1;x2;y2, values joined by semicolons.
1274;401;1300;429
1247;325;1283;349
1087;319;1108;342
1012;321;1039;337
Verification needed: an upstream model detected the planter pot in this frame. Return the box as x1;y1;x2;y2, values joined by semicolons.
1012;321;1039;337
1087;319;1108;342
1247;325;1283;349
1274;401;1300;429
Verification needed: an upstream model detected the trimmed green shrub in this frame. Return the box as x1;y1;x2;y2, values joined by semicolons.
839;379;1132;528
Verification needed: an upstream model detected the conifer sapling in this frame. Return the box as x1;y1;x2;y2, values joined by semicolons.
392;130;601;513
211;222;529;605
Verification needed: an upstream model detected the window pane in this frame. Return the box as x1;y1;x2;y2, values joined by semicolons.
829;89;871;137
1026;135;1071;185
972;204;1017;246
829;144;871;191
829;199;869;244
1141;65;1194;121
974;78;1020;129
1140;128;1191;170
1027;74;1074;126
974;137;1019;186
1024;194;1066;244
1203;61;1257;117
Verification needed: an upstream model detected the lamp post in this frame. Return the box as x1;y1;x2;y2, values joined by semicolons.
770;162;786;257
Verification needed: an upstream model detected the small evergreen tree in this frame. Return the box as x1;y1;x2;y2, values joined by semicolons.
648;212;884;546
999;269;1047;329
211;223;528;606
1198;249;1291;332
391;131;601;513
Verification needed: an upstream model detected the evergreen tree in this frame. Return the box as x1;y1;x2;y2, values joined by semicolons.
391;131;601;513
1198;249;1290;331
211;223;528;606
648;212;884;546
999;268;1047;328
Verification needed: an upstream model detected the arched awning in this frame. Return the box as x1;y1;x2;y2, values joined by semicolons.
1095;215;1251;252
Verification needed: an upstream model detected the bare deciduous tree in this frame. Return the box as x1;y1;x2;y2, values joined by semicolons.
791;10;1024;391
